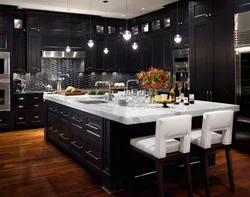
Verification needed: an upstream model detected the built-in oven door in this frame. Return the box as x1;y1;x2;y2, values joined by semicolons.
0;52;10;80
0;82;10;111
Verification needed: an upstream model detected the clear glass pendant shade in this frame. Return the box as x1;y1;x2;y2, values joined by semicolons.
174;34;182;44
65;46;71;52
103;47;109;54
123;30;132;41
88;39;94;48
132;42;138;50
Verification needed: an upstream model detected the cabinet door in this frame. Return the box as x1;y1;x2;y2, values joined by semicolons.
58;120;70;152
104;39;116;72
95;38;105;71
141;36;153;70
13;31;26;73
27;32;41;73
152;32;164;69
84;34;96;72
27;16;40;32
210;16;235;103
0;29;8;51
190;19;212;101
48;113;59;141
116;39;128;72
163;30;172;70
127;40;142;72
189;0;210;22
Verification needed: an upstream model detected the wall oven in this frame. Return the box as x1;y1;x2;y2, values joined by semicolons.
0;52;10;80
0;81;10;111
172;48;190;84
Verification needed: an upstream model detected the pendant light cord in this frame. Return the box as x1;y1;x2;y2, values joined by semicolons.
176;0;179;34
133;0;135;41
126;0;128;29
89;0;92;38
104;2;107;46
67;0;69;46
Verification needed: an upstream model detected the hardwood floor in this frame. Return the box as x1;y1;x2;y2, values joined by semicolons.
0;129;250;197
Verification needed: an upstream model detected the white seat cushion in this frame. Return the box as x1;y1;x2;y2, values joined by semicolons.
190;129;222;147
130;135;180;158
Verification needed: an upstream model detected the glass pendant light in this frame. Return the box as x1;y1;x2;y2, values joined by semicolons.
65;0;71;52
132;0;138;50
88;0;94;48
174;0;182;44
123;0;131;41
103;1;109;54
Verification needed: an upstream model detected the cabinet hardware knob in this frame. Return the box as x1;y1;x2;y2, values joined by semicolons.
209;13;212;17
59;134;68;140
60;112;69;117
34;97;39;100
206;91;209;101
34;116;39;119
23;29;26;32
19;117;24;120
205;14;208;17
210;91;212;101
49;108;57;112
34;105;39;108
71;141;83;149
19;106;24;108
37;29;40;32
86;129;101;138
86;123;98;130
71;117;81;123
86;151;101;160
0;119;2;122
53;130;58;133
18;97;24;100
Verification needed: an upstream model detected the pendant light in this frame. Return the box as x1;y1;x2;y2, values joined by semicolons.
132;0;138;50
103;1;109;54
174;0;182;44
65;0;71;52
123;0;131;41
88;0;94;48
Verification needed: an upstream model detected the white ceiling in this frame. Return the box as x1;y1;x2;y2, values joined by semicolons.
0;0;177;19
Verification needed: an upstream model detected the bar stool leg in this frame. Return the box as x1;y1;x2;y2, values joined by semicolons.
225;146;235;192
156;160;165;197
202;150;210;197
184;154;193;197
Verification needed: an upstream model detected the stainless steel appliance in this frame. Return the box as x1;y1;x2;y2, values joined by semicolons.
172;48;190;84
235;11;250;119
0;52;10;80
0;52;10;111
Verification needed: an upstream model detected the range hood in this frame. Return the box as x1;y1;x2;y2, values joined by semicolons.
235;11;250;51
42;51;85;59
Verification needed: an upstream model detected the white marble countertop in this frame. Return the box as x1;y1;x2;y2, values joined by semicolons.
44;94;240;125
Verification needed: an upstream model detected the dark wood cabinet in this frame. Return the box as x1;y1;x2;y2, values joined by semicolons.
104;38;116;72
235;0;250;13
84;33;96;72
152;32;164;69
189;0;235;103
116;39;128;72
141;35;153;70
95;37;105;71
0;112;11;131
27;16;40;32
27;32;41;73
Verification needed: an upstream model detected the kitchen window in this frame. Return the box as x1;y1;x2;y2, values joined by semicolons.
119;27;125;36
152;20;160;30
132;26;139;35
14;19;23;29
164;17;171;28
141;23;149;33
96;25;104;34
108;26;116;35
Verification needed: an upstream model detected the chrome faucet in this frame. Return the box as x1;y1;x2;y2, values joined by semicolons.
95;81;112;101
126;79;139;90
56;74;69;91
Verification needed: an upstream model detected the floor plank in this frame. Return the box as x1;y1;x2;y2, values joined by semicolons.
0;129;250;197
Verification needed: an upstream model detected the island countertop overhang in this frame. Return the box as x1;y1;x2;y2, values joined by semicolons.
43;94;240;125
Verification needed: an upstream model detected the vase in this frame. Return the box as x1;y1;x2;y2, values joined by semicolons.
149;89;156;104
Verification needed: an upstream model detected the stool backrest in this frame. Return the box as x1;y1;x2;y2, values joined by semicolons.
200;110;234;149
154;115;192;159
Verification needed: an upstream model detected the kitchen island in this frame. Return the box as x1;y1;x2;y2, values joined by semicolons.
43;94;239;193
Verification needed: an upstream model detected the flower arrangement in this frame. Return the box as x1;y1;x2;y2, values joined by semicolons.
137;67;169;103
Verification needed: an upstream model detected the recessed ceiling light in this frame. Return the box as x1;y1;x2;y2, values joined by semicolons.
122;14;126;17
141;8;145;10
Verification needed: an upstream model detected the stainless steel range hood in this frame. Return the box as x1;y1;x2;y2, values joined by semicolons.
42;51;85;59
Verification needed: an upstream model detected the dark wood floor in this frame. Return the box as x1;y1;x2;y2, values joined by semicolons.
0;129;250;197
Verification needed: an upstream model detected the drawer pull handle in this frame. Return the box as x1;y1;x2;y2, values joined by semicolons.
19;117;24;120
34;116;39;119
34;105;39;108
71;117;81;123
49;108;57;112
59;133;68;140
0;119;2;122
34;97;39;100
60;112;69;117
32;120;41;123
18;97;24;100
19;106;24;108
86;151;100;160
53;130;58;133
71;141;83;149
86;123;98;130
86;129;100;138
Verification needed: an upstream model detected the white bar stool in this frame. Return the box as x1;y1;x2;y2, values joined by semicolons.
190;110;235;197
130;115;193;197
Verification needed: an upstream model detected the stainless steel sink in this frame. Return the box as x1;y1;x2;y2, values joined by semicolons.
79;100;108;104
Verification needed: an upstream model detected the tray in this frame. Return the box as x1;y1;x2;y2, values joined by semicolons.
56;90;88;96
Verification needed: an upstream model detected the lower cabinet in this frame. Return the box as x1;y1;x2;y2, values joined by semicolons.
0;112;11;131
46;101;103;174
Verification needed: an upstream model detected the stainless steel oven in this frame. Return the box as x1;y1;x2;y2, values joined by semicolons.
0;81;10;111
0;52;10;80
172;48;190;84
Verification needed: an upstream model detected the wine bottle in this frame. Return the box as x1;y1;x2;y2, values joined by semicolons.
189;84;195;104
184;83;189;106
174;83;180;105
181;82;185;102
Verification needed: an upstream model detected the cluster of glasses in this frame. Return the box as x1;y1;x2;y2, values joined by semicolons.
122;89;151;109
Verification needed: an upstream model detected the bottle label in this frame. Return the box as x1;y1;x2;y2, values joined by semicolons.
176;96;181;103
184;97;189;104
181;93;184;100
190;94;195;101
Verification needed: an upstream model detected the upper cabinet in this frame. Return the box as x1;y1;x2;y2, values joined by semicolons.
235;0;250;13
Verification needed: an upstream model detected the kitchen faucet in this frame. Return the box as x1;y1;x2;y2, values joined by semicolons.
56;73;69;91
95;81;112;101
126;79;139;90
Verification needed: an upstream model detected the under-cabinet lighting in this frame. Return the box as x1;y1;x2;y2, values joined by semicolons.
235;47;250;53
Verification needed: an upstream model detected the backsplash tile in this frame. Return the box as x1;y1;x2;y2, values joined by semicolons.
13;58;137;91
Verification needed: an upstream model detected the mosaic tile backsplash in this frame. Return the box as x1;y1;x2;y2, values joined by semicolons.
13;59;137;91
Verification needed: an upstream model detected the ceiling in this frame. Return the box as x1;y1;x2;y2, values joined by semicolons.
0;0;177;19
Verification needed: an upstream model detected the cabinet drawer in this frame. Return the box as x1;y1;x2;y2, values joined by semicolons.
15;103;28;110
70;109;84;129
85;113;103;144
70;126;85;163
59;105;70;122
32;102;43;109
31;94;43;102
58;121;70;152
48;102;58;115
48;113;59;141
0;112;10;128
85;138;103;172
14;112;28;126
14;94;28;102
30;111;43;125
